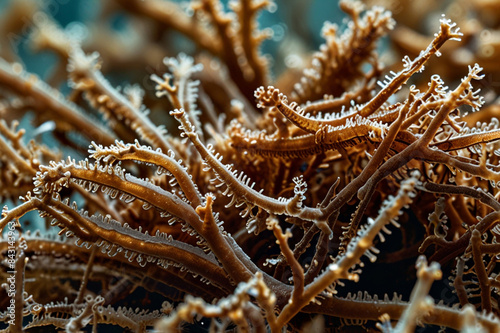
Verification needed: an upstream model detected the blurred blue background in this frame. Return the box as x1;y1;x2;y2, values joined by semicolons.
2;0;344;78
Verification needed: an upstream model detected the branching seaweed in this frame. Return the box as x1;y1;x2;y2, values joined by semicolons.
2;0;500;332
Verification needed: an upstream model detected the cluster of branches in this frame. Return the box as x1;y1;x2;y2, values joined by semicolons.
1;0;500;332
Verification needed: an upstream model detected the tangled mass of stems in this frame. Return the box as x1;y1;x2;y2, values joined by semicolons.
2;0;500;331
